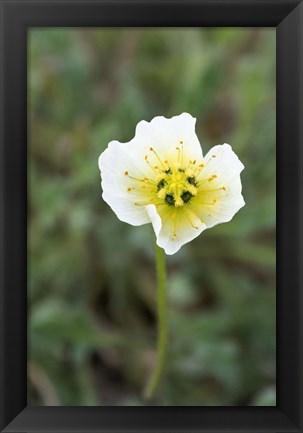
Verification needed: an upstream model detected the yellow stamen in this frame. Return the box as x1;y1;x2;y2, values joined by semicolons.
198;186;226;193
145;155;158;174
196;199;217;206
150;148;167;170
186;211;199;230
128;175;145;183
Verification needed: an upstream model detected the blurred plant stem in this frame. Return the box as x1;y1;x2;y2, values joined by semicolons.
144;243;168;400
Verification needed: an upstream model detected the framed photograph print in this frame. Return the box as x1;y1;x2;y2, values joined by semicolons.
0;0;302;432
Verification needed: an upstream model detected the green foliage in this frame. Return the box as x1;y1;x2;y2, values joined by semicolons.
28;28;276;406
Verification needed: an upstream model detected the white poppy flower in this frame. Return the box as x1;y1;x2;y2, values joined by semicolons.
98;113;245;255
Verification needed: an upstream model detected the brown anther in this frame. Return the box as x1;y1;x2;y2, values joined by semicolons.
124;171;128;176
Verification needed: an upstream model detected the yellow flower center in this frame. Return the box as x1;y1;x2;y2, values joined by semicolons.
156;164;198;207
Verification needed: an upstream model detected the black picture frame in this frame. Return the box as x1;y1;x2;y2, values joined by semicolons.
0;0;302;432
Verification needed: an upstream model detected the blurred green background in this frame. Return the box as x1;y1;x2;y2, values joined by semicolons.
28;28;276;406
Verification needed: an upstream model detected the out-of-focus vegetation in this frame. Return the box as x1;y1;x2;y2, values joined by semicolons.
28;28;276;406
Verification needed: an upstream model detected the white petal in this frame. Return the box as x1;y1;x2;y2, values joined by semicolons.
145;204;162;236
146;204;207;255
134;113;203;166
193;143;245;229
98;140;151;226
198;143;244;184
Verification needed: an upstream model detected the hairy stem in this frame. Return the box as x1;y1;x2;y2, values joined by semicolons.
144;243;168;400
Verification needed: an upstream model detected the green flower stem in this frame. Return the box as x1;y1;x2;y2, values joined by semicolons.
144;243;168;400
